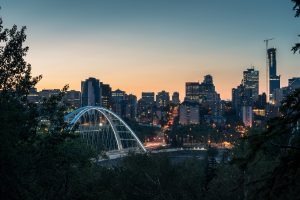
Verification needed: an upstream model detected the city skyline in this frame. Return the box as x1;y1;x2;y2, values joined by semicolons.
1;0;299;99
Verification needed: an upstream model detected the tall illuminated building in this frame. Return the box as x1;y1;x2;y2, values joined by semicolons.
81;77;101;107
267;48;280;101
156;90;170;108
185;82;200;102
137;92;155;124
243;67;259;101
101;83;112;109
111;89;126;117
242;106;253;127
126;94;137;120
179;101;200;125
65;90;81;108
185;75;221;115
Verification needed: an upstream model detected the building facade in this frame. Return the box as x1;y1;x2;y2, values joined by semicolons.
179;101;200;125
81;77;101;107
141;92;155;105
171;92;180;105
243;67;259;101
101;83;112;109
185;82;200;102
268;48;280;101
111;89;126;117
65;90;81;108
156;90;170;108
185;75;221;116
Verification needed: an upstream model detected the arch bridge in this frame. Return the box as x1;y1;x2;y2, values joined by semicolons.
64;106;146;156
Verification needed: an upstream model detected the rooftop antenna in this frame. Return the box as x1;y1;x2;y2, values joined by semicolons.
263;38;274;102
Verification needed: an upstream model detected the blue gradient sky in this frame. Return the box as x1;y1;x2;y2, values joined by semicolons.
1;0;299;99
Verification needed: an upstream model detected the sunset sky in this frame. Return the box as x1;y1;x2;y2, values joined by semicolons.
1;0;299;100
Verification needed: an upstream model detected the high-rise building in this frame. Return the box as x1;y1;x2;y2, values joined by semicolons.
81;77;101;107
271;77;300;107
256;93;267;109
141;92;155;105
243;67;259;101
288;77;300;91
65;90;81;108
137;99;153;124
171;92;180;105
112;89;126;117
156;90;170;108
39;89;60;99
137;92;155;124
242;106;253;127
268;48;280;101
179;101;200;125
185;75;221;115
101;83;112;109
185;82;200;102
126;94;137;120
232;83;253;118
273;87;289;107
111;89;126;103
201;75;220;114
203;74;213;85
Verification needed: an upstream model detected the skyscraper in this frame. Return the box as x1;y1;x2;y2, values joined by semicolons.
243;67;259;101
137;92;155;124
185;75;221;115
232;84;254;127
111;89;126;117
203;74;213;85
65;90;81;108
242;106;253;127
232;83;253;117
101;83;112;109
171;92;180;105
156;90;170;108
267;48;280;101
126;94;137;120
111;89;126;103
179;101;200;125
81;77;101;107
141;92;155;105
185;82;200;102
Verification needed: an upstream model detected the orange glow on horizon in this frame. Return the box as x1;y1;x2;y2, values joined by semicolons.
35;74;241;100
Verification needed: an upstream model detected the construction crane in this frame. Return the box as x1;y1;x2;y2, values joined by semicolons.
264;38;274;102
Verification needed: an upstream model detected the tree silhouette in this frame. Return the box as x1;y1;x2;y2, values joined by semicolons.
292;0;300;53
0;13;95;199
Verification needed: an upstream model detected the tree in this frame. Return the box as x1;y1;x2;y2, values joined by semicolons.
292;0;300;53
0;14;42;199
205;2;300;198
0;13;97;200
212;88;300;200
292;0;300;17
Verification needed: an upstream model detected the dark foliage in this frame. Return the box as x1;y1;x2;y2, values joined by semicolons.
292;0;300;17
292;0;300;53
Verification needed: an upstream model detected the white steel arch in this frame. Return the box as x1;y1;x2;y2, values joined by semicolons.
65;106;146;152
